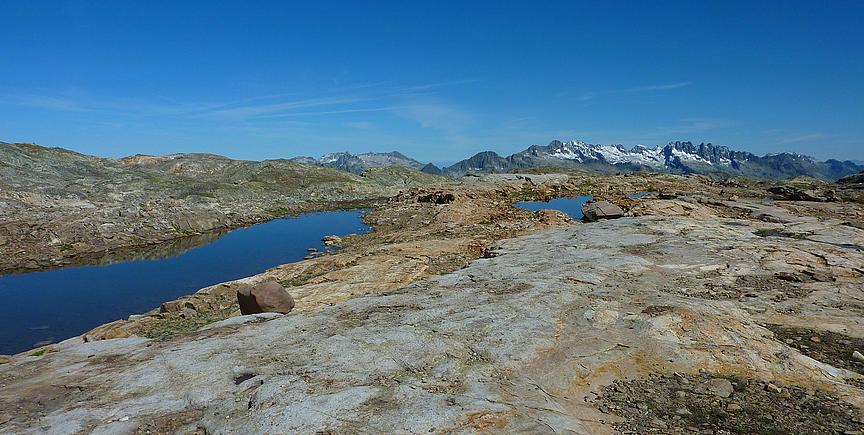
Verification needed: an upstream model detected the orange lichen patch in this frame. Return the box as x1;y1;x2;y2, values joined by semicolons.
463;410;513;432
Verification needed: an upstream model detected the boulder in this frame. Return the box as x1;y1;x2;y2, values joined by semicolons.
159;300;183;313
701;378;734;398
581;201;625;222
322;235;342;246
236;280;295;315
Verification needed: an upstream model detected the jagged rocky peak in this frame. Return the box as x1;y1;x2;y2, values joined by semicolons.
664;141;729;165
420;163;443;175
289;156;318;165
295;151;425;174
356;151;424;169
320;152;355;163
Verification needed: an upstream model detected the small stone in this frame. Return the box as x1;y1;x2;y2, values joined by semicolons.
675;407;692;415
852;351;864;362
704;378;734;398
322;235;342;246
649;418;668;429
810;336;821;343
765;383;783;394
727;403;742;412
675;390;687;399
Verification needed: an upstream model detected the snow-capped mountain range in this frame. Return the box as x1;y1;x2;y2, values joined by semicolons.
440;140;862;181
293;140;863;181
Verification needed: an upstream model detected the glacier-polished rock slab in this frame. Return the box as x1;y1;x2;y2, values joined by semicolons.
1;216;862;434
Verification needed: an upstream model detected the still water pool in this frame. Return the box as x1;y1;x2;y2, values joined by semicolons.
515;196;594;220
0;210;369;355
515;193;648;220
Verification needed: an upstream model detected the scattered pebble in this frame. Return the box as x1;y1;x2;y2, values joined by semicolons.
765;383;783;394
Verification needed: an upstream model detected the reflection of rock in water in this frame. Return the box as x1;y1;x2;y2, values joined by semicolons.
45;230;228;272
86;230;228;265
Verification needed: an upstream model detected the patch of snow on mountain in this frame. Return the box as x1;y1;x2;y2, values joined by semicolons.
597;144;664;168
671;148;712;165
543;140;668;168
320;153;343;164
548;140;590;162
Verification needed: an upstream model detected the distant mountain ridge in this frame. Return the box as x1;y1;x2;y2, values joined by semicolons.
292;151;424;174
291;141;862;181
441;140;863;181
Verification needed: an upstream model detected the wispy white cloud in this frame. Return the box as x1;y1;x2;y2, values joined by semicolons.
3;93;95;112
780;133;825;143
392;103;473;133
628;81;693;92
0;79;479;123
564;81;692;104
256;106;400;119
660;117;733;134
345;121;373;129
198;95;372;120
398;78;480;93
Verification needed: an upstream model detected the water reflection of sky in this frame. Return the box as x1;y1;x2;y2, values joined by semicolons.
0;210;369;355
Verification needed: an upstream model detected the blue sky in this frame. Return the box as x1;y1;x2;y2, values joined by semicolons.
1;1;863;162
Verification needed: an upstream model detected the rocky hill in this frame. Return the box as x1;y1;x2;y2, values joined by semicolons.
839;171;864;189
443;140;864;181
0;142;444;273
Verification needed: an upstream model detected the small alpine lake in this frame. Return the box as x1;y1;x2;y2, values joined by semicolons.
0;210;370;355
515;193;649;220
515;196;594;220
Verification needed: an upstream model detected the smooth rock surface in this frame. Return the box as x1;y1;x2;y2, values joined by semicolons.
2;215;862;433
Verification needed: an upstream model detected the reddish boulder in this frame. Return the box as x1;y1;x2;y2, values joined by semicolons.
236;280;295;315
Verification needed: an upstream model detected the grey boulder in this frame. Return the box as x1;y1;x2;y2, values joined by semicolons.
582;200;625;222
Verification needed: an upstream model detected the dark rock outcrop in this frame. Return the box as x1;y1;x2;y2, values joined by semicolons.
767;186;832;202
838;171;864;189
417;191;455;204
420;163;443;175
236;280;295;315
